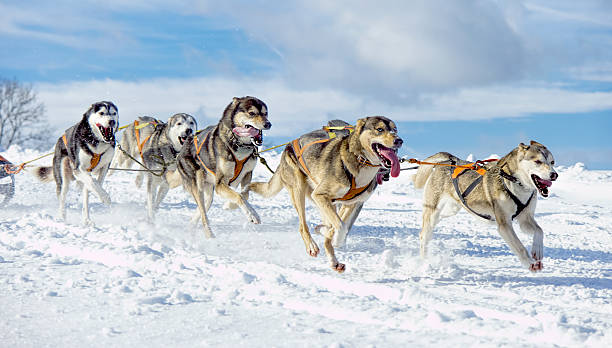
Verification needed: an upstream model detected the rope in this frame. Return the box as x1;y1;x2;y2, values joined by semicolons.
115;144;165;176
2;152;54;175
399;157;499;172
258;142;290;153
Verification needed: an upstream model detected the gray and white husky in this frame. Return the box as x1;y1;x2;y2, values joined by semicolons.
113;113;197;221
34;101;119;225
412;141;558;272
177;96;271;238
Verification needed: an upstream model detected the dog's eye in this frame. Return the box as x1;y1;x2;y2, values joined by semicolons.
535;160;542;165
376;128;384;132
551;161;555;165
177;122;182;126
249;112;256;116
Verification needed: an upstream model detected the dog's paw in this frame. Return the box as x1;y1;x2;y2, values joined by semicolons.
99;192;112;206
331;262;346;273
531;248;543;262
313;224;328;236
243;205;260;224
529;259;544;272
223;202;239;210
306;242;319;257
81;218;95;227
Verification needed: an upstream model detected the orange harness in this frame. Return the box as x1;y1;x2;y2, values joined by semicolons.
134;120;157;160
62;134;101;172
193;131;249;185
290;137;371;202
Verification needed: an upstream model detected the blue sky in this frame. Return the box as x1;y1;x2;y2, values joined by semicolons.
1;0;611;168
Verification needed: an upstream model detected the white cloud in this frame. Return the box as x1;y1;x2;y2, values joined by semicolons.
36;77;612;135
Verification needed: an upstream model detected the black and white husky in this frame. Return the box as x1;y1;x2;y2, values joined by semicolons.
35;101;119;225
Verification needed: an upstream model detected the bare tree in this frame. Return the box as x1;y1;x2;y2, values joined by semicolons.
0;78;49;150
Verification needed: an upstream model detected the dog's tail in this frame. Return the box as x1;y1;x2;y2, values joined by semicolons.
412;152;454;189
32;166;54;183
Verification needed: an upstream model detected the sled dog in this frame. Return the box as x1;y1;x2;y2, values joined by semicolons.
245;116;403;273
177;96;271;238
412;141;558;272
113;113;197;221
34;101;119;225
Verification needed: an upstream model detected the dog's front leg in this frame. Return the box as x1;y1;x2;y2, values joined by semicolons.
215;181;260;224
146;174;156;222
518;213;544;271
496;216;539;272
81;183;92;226
186;171;214;238
73;170;111;206
311;191;346;273
332;203;362;248
223;171;252;210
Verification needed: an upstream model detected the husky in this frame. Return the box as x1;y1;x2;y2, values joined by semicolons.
245;116;403;273
412;141;558;272
177;96;271;238
113;113;197;221
34;101;119;225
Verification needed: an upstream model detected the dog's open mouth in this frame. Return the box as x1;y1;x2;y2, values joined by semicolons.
531;174;553;197
97;124;114;143
372;143;400;177
233;125;263;146
178;135;190;146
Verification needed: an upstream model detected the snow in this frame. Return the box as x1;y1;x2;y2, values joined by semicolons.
1;145;611;347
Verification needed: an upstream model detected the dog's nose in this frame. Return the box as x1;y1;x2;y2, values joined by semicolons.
263;121;272;130
185;128;193;135
393;137;403;148
109;120;116;128
550;172;558;181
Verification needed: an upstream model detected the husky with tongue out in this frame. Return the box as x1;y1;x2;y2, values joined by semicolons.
412;140;558;272
245;116;403;273
33;101;119;226
177;96;271;238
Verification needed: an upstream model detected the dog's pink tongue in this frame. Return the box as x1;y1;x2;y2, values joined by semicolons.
232;127;259;138
539;178;553;187
379;147;400;177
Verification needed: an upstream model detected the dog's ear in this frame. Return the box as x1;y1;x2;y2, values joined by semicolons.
355;118;366;134
232;97;239;106
518;142;529;151
530;140;543;147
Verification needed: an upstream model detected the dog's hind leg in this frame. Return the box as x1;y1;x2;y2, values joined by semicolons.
419;203;442;258
517;212;544;271
56;158;73;221
146;174;157;222
154;181;169;212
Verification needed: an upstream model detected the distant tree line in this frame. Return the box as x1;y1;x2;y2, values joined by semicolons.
0;78;50;151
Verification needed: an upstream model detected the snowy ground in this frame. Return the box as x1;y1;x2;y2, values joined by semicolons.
1;145;611;347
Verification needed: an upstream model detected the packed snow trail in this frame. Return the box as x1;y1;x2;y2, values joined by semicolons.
1;146;611;347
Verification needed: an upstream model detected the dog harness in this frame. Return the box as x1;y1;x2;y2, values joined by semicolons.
450;160;534;220
62;134;101;172
290;126;375;202
193;131;250;185
133;120;159;160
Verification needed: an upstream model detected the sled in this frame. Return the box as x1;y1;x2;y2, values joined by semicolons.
0;154;16;207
